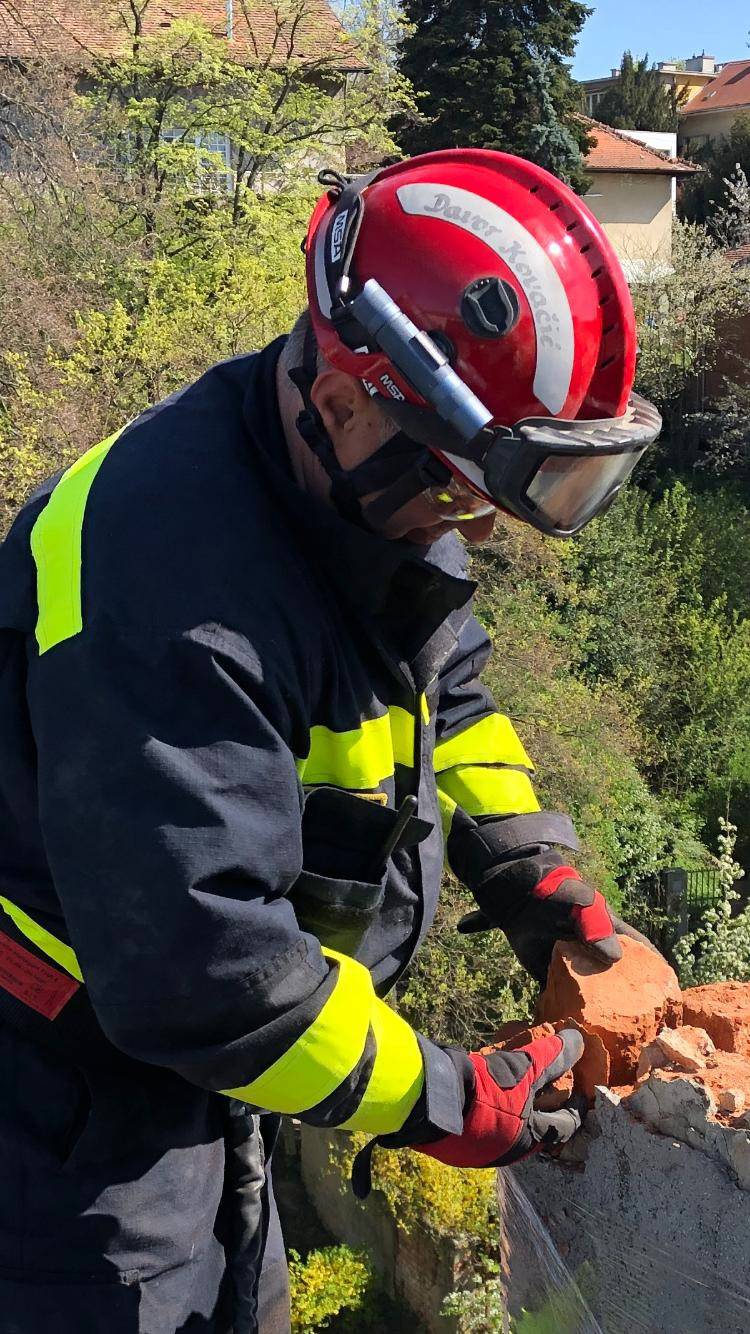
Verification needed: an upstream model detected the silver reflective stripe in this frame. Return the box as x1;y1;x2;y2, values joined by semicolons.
396;182;575;414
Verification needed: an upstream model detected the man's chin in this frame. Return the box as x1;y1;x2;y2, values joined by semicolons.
400;523;453;546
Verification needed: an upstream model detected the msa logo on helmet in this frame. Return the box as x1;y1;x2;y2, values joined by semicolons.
330;210;349;263
379;374;405;401
362;374;404;401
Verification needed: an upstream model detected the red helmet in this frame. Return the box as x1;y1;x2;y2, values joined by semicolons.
302;149;660;537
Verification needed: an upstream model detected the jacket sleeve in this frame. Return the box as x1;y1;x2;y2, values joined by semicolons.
435;615;579;887
31;621;464;1138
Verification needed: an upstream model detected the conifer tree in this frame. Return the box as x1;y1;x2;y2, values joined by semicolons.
596;51;680;132
394;0;590;187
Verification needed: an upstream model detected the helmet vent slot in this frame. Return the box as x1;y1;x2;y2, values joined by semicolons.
566;221;579;232
580;242;592;255
591;266;604;278
598;354;616;370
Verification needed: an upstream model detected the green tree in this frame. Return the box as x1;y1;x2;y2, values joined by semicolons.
556;483;750;837
706;163;750;248
595;51;681;132
84;0;414;240
680;113;750;226
630;220;750;465
393;0;591;190
0;0;414;528
527;53;590;186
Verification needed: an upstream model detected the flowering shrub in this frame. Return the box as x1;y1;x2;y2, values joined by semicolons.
288;1244;372;1332
674;819;750;985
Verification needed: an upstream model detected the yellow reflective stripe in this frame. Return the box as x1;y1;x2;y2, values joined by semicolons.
438;788;458;838
0;895;83;982
389;705;415;768
437;765;540;818
222;948;370;1114
340;996;424;1134
420;692;430;725
295;705;416;789
434;713;534;774
30;430;123;654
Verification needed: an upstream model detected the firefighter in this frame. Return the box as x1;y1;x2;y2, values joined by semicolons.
0;149;661;1333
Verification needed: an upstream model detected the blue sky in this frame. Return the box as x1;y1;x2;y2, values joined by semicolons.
572;0;748;80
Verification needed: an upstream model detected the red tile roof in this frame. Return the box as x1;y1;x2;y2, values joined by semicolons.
681;60;750;115
583;119;697;174
726;244;750;267
0;0;364;70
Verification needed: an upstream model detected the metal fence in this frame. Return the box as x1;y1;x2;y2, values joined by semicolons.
643;868;725;953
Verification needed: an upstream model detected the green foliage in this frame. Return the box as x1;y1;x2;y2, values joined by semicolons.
595;52;681;132
442;1255;505;1331
674;819;750;986
630;221;750;424
331;1131;497;1240
681;113;750;228
709;164;750;249
527;55;591;188
393;0;591;191
83;4;414;238
554;484;750;846
471;523;702;898
288;1244;373;1332
399;875;537;1046
0;2;414;530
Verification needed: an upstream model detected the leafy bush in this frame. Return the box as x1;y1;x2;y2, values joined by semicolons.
330;1131;496;1241
288;1244;372;1333
399;874;536;1047
674;819;750;986
470;521;705;901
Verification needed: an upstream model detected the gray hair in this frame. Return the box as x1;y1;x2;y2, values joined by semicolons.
281;306;326;375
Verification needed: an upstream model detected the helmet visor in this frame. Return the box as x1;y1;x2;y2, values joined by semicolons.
522;447;643;531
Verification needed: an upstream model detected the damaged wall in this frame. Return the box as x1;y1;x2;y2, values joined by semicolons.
505;941;750;1334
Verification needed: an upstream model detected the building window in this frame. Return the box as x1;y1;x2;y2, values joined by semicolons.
161;127;234;195
196;131;234;195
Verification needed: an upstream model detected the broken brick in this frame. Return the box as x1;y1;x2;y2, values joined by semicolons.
718;1088;746;1115
636;1039;671;1081
653;1025;715;1072
536;937;682;1084
682;982;750;1057
486;1020;556;1050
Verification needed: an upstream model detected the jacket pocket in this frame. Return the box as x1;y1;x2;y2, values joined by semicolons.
290;786;432;957
290;866;387;958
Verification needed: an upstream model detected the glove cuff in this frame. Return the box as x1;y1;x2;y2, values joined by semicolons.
447;809;580;893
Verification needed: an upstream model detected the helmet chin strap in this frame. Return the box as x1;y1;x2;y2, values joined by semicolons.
287;326;454;532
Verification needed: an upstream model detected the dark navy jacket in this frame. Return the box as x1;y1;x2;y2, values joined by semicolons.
0;338;543;1329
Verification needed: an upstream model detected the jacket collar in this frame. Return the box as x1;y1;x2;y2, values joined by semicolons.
241;339;475;668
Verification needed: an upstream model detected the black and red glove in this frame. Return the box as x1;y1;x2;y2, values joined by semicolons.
448;812;658;985
412;1029;585;1168
460;859;657;984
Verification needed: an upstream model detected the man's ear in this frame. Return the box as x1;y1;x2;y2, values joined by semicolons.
310;369;371;439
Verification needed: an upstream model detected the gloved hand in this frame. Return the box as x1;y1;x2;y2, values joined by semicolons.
459;860;658;985
411;1029;585;1168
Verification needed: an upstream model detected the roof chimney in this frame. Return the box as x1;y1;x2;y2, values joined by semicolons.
226;0;234;41
685;53;715;73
